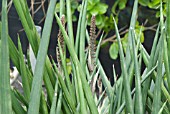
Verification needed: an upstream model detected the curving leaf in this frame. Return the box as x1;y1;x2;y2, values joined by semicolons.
55;3;60;12
139;0;150;6
87;2;96;11
96;3;108;14
89;8;99;15
148;0;160;8
88;0;99;5
118;0;127;10
111;0;119;14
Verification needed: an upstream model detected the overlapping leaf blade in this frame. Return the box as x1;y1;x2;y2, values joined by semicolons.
0;0;12;114
28;0;57;113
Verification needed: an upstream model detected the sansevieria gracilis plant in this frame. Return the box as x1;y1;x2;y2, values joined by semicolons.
0;0;170;114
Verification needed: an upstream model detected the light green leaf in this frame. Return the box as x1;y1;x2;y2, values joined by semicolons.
27;0;57;114
135;29;145;43
139;0;150;6
111;0;119;14
18;37;31;101
166;0;170;91
66;58;72;75
96;15;103;25
122;37;128;53
118;0;127;10
148;0;160;8
71;1;78;9
0;0;12;113
96;3;108;14
89;8;99;15
88;0;99;5
109;42;119;60
87;2;96;11
55;3;60;12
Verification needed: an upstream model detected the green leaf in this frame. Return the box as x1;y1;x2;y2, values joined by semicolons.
122;37;128;53
89;3;108;15
97;60;113;100
135;29;145;43
75;0;85;53
55;90;63;114
18;36;31;101
109;42;119;59
139;0;150;6
126;0;138;58
111;0;127;14
131;30;144;114
50;80;59;114
152;3;164;114
113;18;134;114
89;8;99;15
111;0;119;14
60;0;65;17
11;90;26;114
95;15;103;25
158;100;168;114
142;24;160;112
55;3;60;12
27;0;57;114
79;0;88;71
52;59;77;113
66;58;72;75
166;0;170;90
0;39;1;54
87;2;96;11
148;0;160;8
0;0;12;113
88;0;99;5
71;1;78;9
118;0;127;10
14;0;57;87
97;3;108;15
72;15;77;21
66;0;74;45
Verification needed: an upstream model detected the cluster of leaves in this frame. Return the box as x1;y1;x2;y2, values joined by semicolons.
1;0;170;114
86;0;111;32
139;0;167;17
109;0;167;60
139;0;166;8
55;0;130;33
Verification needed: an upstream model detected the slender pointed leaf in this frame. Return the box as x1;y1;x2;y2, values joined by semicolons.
66;0;74;45
131;30;143;114
50;80;59;114
28;0;57;113
79;0;87;70
0;0;12;113
113;18;134;114
55;90;63;114
18;37;31;101
166;0;170;91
